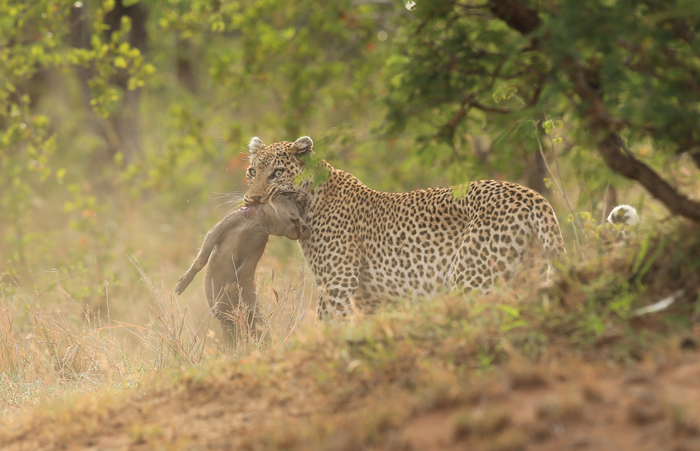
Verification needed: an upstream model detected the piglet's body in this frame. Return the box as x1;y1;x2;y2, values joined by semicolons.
175;195;309;344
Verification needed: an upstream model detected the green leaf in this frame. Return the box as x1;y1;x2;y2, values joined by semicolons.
451;182;470;200
211;20;225;32
114;56;127;68
498;305;520;318
543;120;552;135
56;168;66;183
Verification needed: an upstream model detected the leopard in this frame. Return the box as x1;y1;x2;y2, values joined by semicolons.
243;136;566;320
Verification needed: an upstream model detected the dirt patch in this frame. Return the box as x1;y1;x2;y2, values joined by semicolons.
401;353;700;451
2;338;700;451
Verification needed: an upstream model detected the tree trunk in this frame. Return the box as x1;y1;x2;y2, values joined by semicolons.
177;37;198;93
70;0;148;165
104;0;148;163
487;0;700;224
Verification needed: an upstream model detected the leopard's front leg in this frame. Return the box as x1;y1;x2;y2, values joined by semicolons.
315;271;361;320
304;240;362;321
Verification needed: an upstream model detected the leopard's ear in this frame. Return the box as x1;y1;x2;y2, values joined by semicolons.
248;137;265;157
291;136;313;156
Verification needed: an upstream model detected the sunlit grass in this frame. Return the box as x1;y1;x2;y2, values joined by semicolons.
0;250;313;412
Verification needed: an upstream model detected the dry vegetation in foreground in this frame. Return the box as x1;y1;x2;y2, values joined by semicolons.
0;221;699;450
0;227;314;413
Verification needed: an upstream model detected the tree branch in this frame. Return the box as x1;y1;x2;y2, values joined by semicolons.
487;0;700;224
470;101;512;114
571;66;700;224
596;134;700;222
487;0;540;34
691;150;700;171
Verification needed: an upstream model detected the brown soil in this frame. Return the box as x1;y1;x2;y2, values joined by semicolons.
2;335;700;451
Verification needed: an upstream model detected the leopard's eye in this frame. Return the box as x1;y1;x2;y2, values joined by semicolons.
273;168;285;178
247;168;256;177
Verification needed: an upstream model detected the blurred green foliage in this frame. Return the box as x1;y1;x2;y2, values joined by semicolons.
1;0;699;284
386;0;700;218
1;1;147;265
0;0;404;299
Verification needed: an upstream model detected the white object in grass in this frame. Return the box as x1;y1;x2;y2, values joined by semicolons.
632;290;683;316
607;204;640;226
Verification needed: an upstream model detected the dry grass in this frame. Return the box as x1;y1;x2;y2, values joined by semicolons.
0;253;312;412
213;265;315;353
0;225;699;450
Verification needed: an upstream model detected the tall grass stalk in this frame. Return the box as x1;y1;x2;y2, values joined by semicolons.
0;259;312;411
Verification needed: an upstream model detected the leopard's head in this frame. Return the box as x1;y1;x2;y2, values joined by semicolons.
243;136;314;206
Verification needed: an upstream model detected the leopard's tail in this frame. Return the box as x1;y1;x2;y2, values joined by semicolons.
530;196;566;258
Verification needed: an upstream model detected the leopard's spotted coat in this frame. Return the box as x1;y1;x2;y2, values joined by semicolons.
243;136;565;319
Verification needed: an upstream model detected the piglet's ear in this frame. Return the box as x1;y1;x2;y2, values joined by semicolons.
291;136;313;156
248;137;265;157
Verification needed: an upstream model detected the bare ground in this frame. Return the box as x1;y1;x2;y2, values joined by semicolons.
1;328;699;451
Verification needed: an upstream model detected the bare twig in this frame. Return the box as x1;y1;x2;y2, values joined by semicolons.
533;124;585;254
601;182;610;225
